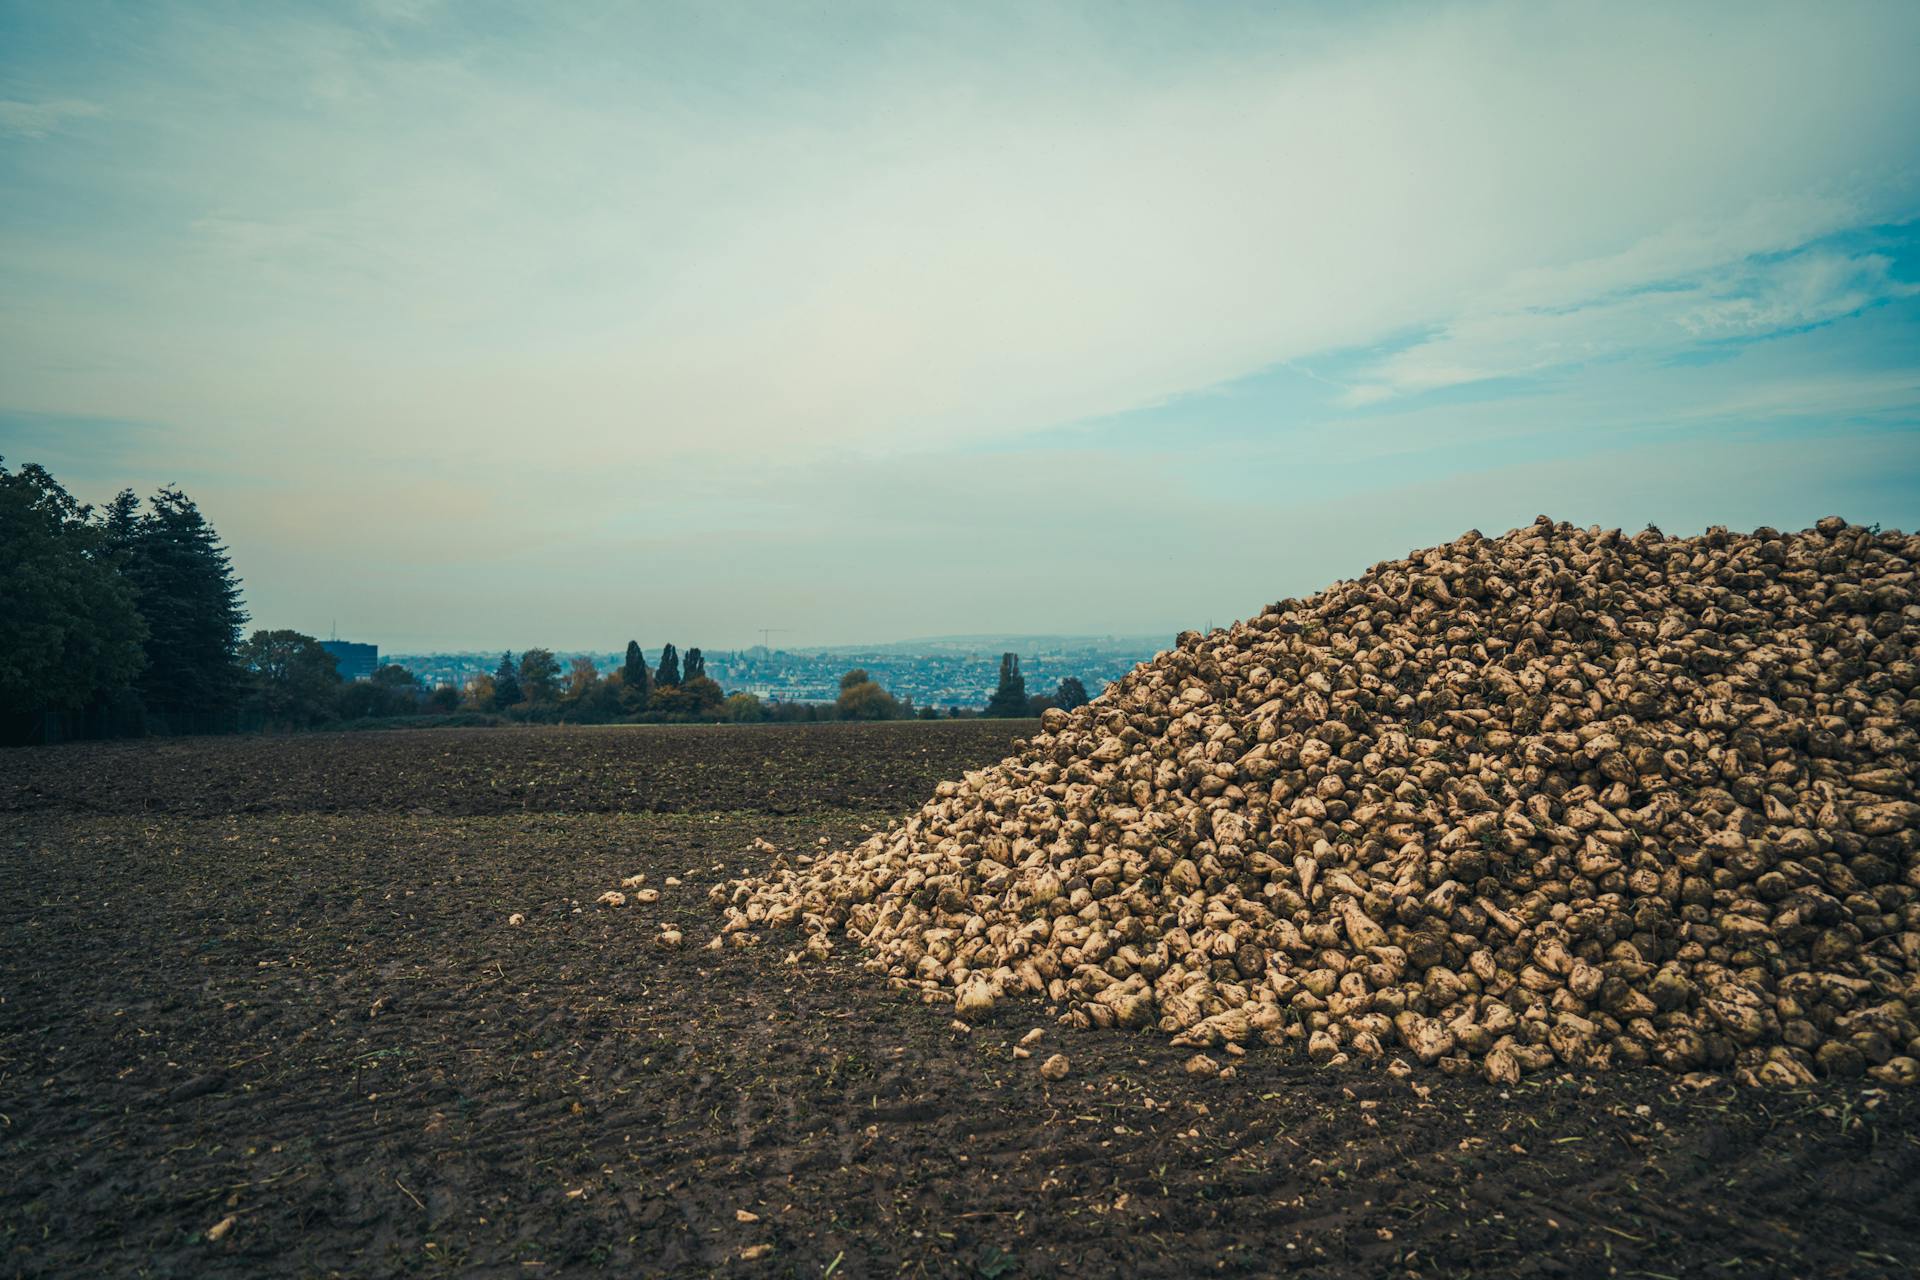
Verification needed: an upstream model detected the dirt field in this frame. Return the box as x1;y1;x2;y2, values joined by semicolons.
4;723;1917;1278
0;721;1023;818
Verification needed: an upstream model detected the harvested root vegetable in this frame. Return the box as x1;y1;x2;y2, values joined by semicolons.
954;979;996;1021
595;891;626;908
716;516;1920;1087
1039;1053;1071;1080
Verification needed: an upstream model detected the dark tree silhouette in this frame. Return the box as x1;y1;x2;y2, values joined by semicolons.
492;651;522;707
656;643;681;687
1055;676;1090;711
239;629;340;726
99;488;141;556
371;664;419;690
683;647;706;683
621;639;654;710
121;485;247;722
983;652;1029;717
517;647;561;702
0;461;146;717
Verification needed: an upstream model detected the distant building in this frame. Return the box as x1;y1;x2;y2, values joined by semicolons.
321;640;379;682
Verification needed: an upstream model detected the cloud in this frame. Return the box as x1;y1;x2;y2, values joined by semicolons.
2;1;1918;646
1681;250;1917;338
5;2;1919;467
1350;243;1920;399
0;97;102;139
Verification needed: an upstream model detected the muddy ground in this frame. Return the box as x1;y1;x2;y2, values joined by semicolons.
3;723;1917;1278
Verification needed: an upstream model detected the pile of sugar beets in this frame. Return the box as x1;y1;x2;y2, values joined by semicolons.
715;517;1920;1086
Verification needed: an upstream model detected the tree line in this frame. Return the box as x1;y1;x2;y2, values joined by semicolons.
444;651;1086;725
2;458;1094;744
460;641;732;723
3;460;248;742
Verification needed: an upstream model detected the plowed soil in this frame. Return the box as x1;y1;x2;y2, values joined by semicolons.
0;722;1022;818
3;723;1917;1278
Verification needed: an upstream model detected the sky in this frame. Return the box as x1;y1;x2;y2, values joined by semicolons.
3;0;1918;652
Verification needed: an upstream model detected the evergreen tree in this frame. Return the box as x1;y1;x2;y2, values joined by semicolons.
492;651;523;707
122;485;247;721
683;647;706;682
656;642;681;686
983;652;1029;717
100;488;142;556
1055;676;1090;711
621;639;653;710
0;461;147;717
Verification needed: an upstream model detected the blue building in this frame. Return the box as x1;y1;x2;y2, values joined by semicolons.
321;640;379;682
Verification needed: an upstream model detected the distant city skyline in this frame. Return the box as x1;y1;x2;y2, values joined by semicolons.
384;634;1165;707
4;2;1918;650
381;632;1176;661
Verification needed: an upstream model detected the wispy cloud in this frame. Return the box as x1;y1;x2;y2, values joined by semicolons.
0;96;101;139
6;4;1918;458
1343;241;1920;403
1;1;1917;646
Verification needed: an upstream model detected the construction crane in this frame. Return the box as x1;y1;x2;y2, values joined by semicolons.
757;627;788;651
